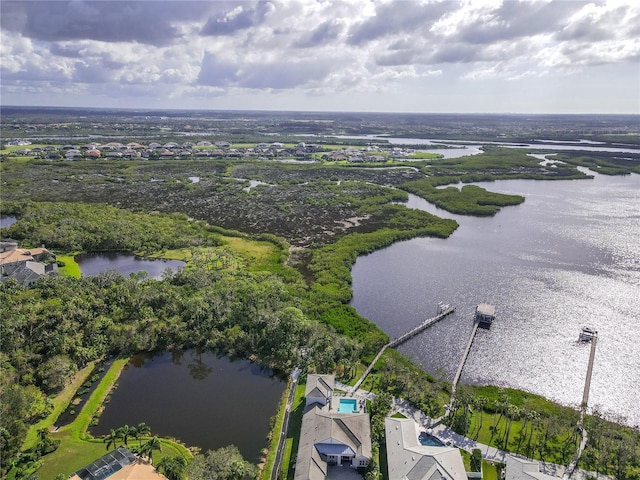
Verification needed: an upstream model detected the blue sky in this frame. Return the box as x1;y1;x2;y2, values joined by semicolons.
1;0;639;114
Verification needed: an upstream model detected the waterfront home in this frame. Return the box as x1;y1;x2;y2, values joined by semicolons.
385;417;467;480
0;242;58;287
295;374;371;480
505;455;559;480
71;447;168;480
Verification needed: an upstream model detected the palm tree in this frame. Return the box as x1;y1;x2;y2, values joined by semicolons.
490;391;510;445
117;425;134;446
503;404;520;449
475;396;488;440
136;422;152;446
526;411;541;457
140;436;162;464
104;428;121;450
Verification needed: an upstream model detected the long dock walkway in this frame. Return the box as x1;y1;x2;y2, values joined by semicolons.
451;322;479;396
580;334;598;422
351;305;455;393
388;305;456;348
443;321;480;418
564;332;598;480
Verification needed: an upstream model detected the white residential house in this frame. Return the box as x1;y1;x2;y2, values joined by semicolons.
505;455;560;480
66;149;83;160
295;374;372;480
385;417;468;480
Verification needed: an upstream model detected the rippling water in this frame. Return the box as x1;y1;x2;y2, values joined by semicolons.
350;171;640;426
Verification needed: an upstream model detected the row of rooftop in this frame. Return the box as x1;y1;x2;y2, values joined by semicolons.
4;140;419;162
296;374;559;480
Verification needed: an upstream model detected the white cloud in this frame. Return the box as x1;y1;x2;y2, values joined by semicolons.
1;0;638;113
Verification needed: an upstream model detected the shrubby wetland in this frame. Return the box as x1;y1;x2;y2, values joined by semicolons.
1;108;639;479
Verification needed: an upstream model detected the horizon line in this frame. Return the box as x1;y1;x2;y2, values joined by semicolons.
1;104;638;117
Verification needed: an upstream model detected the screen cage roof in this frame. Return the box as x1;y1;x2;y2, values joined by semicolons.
72;447;137;480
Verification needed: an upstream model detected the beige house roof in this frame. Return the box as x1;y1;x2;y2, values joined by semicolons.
385;418;467;480
0;248;33;265
0;246;51;265
108;460;168;480
477;303;495;317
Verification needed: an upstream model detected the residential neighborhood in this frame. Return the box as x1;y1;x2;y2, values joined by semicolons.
2;138;423;163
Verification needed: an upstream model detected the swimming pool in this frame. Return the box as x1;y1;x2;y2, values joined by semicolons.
418;432;444;447
337;398;357;413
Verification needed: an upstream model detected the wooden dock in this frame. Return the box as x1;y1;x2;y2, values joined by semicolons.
351;305;455;393
580;332;598;422
563;329;598;480
388;305;456;348
452;322;480;394
445;321;480;417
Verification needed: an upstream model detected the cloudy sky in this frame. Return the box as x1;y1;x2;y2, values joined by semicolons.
1;0;639;113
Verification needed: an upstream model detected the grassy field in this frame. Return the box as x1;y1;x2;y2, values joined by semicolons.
55;253;81;277
404;152;441;159
22;362;96;450
466;410;577;465
0;144;49;154
153;235;289;275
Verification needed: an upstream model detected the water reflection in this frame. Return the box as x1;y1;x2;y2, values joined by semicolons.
351;172;640;425
76;252;185;280
92;350;286;462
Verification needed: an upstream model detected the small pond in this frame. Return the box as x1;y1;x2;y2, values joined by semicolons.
0;216;17;228
75;252;185;279
91;351;286;462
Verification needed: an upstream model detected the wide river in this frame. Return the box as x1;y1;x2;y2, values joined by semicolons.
351;168;640;426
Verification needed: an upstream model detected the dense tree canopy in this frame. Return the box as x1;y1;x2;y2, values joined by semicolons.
0;256;361;474
187;445;257;480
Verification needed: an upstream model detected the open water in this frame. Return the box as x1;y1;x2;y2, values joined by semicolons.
76;252;185;280
351;169;640;426
91;351;286;462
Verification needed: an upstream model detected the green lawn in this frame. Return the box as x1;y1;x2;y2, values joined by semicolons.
283;383;307;480
459;451;500;480
149;232;289;275
482;460;500;480
260;379;292;480
22;362;96;450
0;144;49;154
404;152;441;159
466;409;578;465
55;253;81;277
